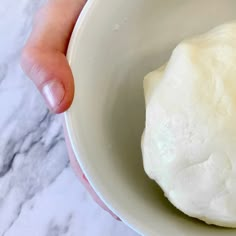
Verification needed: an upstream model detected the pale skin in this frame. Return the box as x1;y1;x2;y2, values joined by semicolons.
21;0;118;219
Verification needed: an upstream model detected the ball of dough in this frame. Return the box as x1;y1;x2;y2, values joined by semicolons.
142;22;236;227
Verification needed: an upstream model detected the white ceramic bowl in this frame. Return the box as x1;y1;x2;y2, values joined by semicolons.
65;0;236;235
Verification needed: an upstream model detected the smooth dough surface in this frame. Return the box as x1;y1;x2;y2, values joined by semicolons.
142;22;236;227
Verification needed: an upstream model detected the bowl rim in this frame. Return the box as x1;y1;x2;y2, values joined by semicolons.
64;1;144;235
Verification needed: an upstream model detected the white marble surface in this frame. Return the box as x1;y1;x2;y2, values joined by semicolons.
0;0;139;235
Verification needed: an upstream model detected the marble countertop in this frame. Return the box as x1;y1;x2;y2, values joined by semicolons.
0;0;138;235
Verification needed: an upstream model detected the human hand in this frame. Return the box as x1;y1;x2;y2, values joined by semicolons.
21;0;118;220
21;0;85;113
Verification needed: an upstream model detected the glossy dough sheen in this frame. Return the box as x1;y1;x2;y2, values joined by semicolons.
142;22;236;228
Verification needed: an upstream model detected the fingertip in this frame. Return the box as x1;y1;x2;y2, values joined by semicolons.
43;58;74;114
41;80;65;113
43;80;74;114
20;47;74;114
47;84;74;114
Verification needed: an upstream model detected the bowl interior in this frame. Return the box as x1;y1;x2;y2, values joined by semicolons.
66;0;236;235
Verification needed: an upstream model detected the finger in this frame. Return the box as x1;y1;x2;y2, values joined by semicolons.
21;0;86;113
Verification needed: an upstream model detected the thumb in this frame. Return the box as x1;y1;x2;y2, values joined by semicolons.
21;0;86;113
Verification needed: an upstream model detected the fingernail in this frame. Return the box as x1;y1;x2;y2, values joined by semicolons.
42;80;65;110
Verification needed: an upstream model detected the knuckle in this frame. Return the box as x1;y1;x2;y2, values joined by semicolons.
21;47;33;72
20;47;41;81
20;47;32;74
